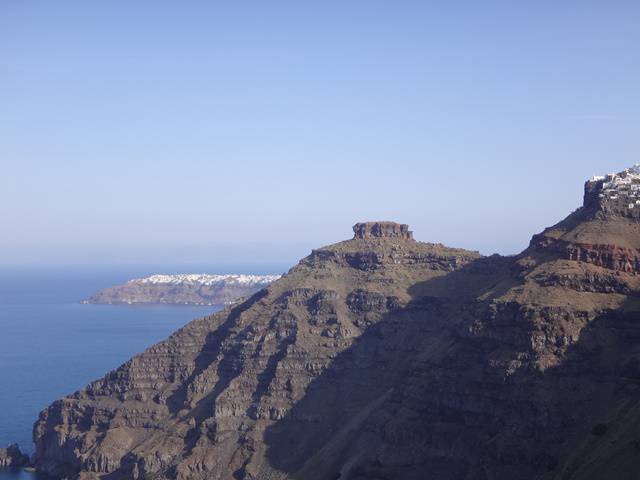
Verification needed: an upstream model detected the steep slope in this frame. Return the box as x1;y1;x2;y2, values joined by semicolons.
34;221;481;479
34;168;640;480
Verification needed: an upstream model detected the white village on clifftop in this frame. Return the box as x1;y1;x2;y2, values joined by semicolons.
591;164;640;209
130;273;281;287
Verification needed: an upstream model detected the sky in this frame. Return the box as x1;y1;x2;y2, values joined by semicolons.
2;1;639;268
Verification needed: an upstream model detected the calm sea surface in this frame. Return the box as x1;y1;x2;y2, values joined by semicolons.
0;266;231;479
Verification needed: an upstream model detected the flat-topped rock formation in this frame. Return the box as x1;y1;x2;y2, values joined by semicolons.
352;221;413;240
84;274;280;306
33;175;640;480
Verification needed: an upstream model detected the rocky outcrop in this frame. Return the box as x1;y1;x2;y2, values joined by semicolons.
0;444;29;468
352;221;413;240
33;166;640;480
84;274;280;306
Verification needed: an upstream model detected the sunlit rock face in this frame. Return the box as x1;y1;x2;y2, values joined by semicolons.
34;187;640;480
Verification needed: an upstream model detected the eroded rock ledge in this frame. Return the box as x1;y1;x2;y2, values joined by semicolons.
531;235;640;273
566;243;640;273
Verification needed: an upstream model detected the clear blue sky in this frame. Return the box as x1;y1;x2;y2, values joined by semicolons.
2;1;639;267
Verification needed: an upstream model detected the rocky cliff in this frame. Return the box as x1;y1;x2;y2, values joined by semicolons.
84;274;280;306
33;168;640;480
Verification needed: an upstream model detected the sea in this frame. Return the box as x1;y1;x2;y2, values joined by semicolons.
0;265;272;479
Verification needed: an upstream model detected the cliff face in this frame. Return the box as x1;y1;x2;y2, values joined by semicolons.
33;170;640;480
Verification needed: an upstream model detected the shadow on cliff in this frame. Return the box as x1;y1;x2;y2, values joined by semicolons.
261;255;640;480
261;255;514;477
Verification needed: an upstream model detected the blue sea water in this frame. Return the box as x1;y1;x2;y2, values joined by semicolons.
0;266;230;479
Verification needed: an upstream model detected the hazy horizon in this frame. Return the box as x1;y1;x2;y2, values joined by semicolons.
3;2;639;267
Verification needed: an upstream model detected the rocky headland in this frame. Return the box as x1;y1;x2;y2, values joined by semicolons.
83;274;280;306
32;169;640;480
